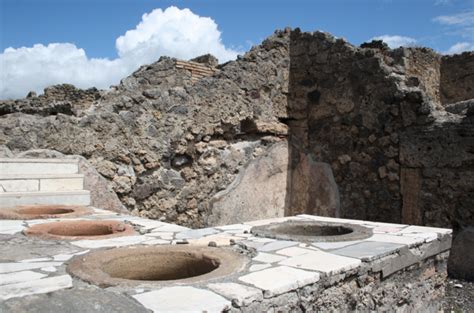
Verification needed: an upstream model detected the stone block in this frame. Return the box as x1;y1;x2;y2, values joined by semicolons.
133;286;231;313
331;241;405;261
0;275;72;300
207;282;263;307
279;250;361;274
238;266;320;297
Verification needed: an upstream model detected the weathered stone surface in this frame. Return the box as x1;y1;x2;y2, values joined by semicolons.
448;227;474;281
0;288;149;313
206;141;288;226
133;286;231;312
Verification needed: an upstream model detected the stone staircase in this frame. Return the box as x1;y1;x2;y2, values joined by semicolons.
0;158;90;208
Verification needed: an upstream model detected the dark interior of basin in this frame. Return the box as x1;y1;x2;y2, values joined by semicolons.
274;224;354;237
47;224;114;236
19;207;74;215
102;252;220;281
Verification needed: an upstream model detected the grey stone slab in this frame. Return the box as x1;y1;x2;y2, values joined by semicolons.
331;241;405;261
257;240;298;252
0;287;149;313
133;286;231;312
0;275;72;300
175;227;220;239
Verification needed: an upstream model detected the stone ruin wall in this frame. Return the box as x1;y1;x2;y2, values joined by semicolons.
0;29;472;278
285;30;473;279
0;29;292;229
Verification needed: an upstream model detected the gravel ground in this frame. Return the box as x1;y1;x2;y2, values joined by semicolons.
442;279;474;312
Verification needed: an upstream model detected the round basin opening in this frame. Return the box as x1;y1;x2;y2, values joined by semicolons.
0;205;93;220
251;221;373;242
67;246;249;287
20;207;74;215
103;252;219;281
274;224;354;237
47;224;114;237
24;220;136;240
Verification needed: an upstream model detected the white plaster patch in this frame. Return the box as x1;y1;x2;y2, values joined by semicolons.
142;239;170;245
279;250;361;274
53;254;74;261
133;286;231;313
253;252;287;263
19;257;52;263
249;263;272;272
0;220;25;234
129;218;170;230
258;240;299;252
276;246;315;257
239;266;320;297
152;223;189;232
208;282;263;307
0;262;63;274
312;239;365;250
146;231;174;239
175;228;220;240
0;275;73;300
215;223;251;232
0;271;46;286
369;233;425;246
72;235;152;249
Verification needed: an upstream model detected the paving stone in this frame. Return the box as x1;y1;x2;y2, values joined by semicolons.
369;233;425;246
279;250;361;274
0;275;72;300
249;237;276;243
151;223;189;232
207;282;263;307
215;224;251;232
331;241;405;261
72;235;152;249
133;286;231;313
373;226;404;233
19;257;52;263
145;231;174;239
175;228;220;239
257;240;298;252
398;225;451;235
127;218;169;230
312;239;366;250
0;271;46;286
142;239;170;245
187;233;241;246
0;262;63;274
40;266;57;272
0;287;149;313
238;266;320;297
276;246;316;257
253;252;287;263
53;254;74;261
240;240;266;249
249;263;271;272
0;221;25;235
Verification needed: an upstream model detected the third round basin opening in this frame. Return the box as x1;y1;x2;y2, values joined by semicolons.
251;220;373;242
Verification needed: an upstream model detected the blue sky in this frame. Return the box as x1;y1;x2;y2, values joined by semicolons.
1;0;473;99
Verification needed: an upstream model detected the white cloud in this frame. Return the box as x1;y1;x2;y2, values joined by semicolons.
371;35;417;48
0;6;241;99
433;11;474;26
446;42;474;54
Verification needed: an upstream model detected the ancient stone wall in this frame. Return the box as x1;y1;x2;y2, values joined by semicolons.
0;29;292;228
440;52;474;105
287;30;406;222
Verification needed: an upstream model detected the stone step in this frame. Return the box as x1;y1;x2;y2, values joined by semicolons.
0;174;84;192
0;158;79;175
0;190;91;208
